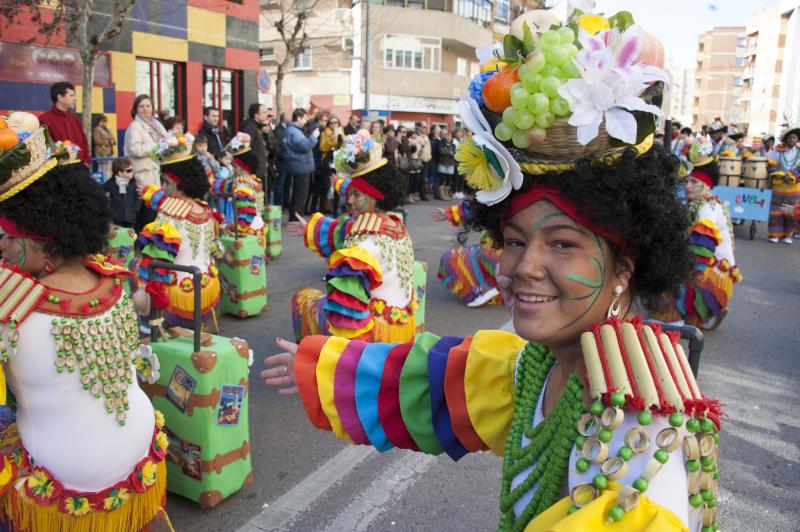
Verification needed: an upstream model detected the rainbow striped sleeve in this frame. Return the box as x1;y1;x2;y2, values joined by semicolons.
304;213;354;258
211;176;235;196
443;200;471;227
688;218;721;271
323;247;382;339
141;184;166;211
135;220;181;284
294;329;525;459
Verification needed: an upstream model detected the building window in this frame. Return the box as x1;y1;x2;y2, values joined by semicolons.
455;0;492;28
135;58;184;119
735;56;744;66
294;48;312;70
469;61;480;78
736;36;745;47
203;66;242;133
732;75;742;86
260;47;275;60
494;0;510;25
457;57;468;77
382;34;441;72
427;0;446;10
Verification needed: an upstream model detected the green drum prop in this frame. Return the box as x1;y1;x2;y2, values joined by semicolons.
141;261;254;508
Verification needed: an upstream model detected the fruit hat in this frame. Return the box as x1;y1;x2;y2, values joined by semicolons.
153;132;195;166
226;132;251;156
456;6;667;205
0;112;58;204
333;130;387;178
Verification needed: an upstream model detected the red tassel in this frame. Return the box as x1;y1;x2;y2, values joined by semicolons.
59;299;71;312
145;282;170;310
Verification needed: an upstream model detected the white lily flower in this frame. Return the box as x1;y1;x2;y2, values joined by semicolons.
456;97;523;205
558;25;667;145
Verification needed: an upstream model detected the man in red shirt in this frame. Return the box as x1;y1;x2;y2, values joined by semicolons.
38;82;91;165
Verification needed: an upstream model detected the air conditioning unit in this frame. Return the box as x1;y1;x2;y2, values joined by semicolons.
342;36;355;51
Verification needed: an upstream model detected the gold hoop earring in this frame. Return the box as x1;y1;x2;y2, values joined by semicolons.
606;285;623;319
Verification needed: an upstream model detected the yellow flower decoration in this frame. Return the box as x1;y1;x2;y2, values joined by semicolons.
455;137;503;192
27;470;56;499
64;495;92;517
141;460;158;488
373;300;385;315
155;430;169;452
577;14;610;35
154;410;165;429
103;487;131;511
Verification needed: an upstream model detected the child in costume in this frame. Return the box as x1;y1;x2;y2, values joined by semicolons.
264;9;723;532
136;132;223;330
286;131;415;342
214;150;236;223
432;200;502;308
766;126;800;243
0;122;168;530
211;133;267;237
652;142;742;329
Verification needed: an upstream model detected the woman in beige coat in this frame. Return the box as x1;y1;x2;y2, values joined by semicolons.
92;114;116;179
124;94;167;229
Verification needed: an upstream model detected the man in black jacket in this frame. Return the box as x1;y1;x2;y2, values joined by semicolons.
200;106;229;155
238;103;269;185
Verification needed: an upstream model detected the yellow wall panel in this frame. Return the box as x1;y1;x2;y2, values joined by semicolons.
187;7;227;47
74;86;106;114
132;32;189;62
110;51;136;92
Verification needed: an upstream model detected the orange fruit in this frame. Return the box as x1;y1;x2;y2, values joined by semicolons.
482;66;520;113
0;128;19;151
0;117;7;129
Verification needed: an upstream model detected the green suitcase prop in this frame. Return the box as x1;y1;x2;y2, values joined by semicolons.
142;261;254;509
105;224;137;271
265;205;282;258
219;232;268;318
414;260;427;332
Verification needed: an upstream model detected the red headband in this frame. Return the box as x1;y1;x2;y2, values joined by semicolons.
502;186;626;252
233;158;252;174
164;171;180;184
689;170;713;188
350;177;385;200
0;217;55;241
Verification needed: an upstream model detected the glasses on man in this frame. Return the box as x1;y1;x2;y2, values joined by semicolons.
120;168;134;173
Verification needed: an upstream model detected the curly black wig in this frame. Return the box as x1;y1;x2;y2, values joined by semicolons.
691;159;720;187
359;160;406;212
233;150;260;176
466;146;693;311
0;163;110;259
162;156;210;200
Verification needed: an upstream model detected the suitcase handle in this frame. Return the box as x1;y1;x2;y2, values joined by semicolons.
644;319;704;377
147;260;203;353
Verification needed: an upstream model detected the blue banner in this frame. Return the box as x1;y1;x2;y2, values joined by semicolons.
712;186;773;222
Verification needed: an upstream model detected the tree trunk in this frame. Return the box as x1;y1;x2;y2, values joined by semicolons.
275;64;284;120
81;56;97;159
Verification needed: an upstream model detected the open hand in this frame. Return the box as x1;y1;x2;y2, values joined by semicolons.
261;337;299;395
430;208;447;222
286;213;308;237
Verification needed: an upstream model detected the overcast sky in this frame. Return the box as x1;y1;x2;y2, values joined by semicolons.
578;0;780;69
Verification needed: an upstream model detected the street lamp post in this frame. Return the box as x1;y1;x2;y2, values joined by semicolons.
346;0;370;117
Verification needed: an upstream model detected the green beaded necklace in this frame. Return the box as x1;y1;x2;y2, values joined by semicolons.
498;342;587;532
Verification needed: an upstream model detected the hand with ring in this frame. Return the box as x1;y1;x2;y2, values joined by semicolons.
261;337;299;395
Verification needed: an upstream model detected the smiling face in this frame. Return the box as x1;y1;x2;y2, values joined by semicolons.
346;187;376;217
498;200;632;349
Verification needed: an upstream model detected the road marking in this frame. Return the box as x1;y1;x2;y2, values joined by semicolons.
239;445;376;532
320;452;437;532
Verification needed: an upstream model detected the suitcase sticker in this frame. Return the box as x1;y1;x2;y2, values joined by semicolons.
217;385;245;426
166;365;197;413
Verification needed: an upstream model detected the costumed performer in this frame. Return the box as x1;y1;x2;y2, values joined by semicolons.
135;131;223;330
0;121;169;531
211;132;267;236
766;126;800;243
263;9;723;532
651;142;742;329
286;130;415;342
705;119;732;158
431;200;503;308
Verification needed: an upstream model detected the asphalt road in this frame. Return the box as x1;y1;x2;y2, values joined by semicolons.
166;202;800;532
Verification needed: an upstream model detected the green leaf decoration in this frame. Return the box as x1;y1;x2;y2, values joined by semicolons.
522;21;536;55
608;11;635;31
0;141;32;179
503;34;525;63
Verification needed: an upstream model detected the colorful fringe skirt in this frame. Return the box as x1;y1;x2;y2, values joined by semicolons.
164;273;221;330
767;181;800;239
291;288;417;343
437;244;502;305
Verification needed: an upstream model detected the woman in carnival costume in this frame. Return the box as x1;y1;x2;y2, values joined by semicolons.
651;142;742;330
211;132;267;236
431;200;503;308
287;130;415;342
263;9;724;532
135;132;223;330
0;122;169;530
765;126;800;243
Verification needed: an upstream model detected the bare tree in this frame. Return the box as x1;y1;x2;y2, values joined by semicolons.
0;1;138;144
262;0;324;118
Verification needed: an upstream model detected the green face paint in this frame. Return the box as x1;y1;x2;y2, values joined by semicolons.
5;237;27;268
562;233;606;328
527;212;568;235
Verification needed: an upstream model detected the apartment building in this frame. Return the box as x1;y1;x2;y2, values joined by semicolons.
740;1;800;138
259;0;541;128
667;68;696;128
692;26;746;130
